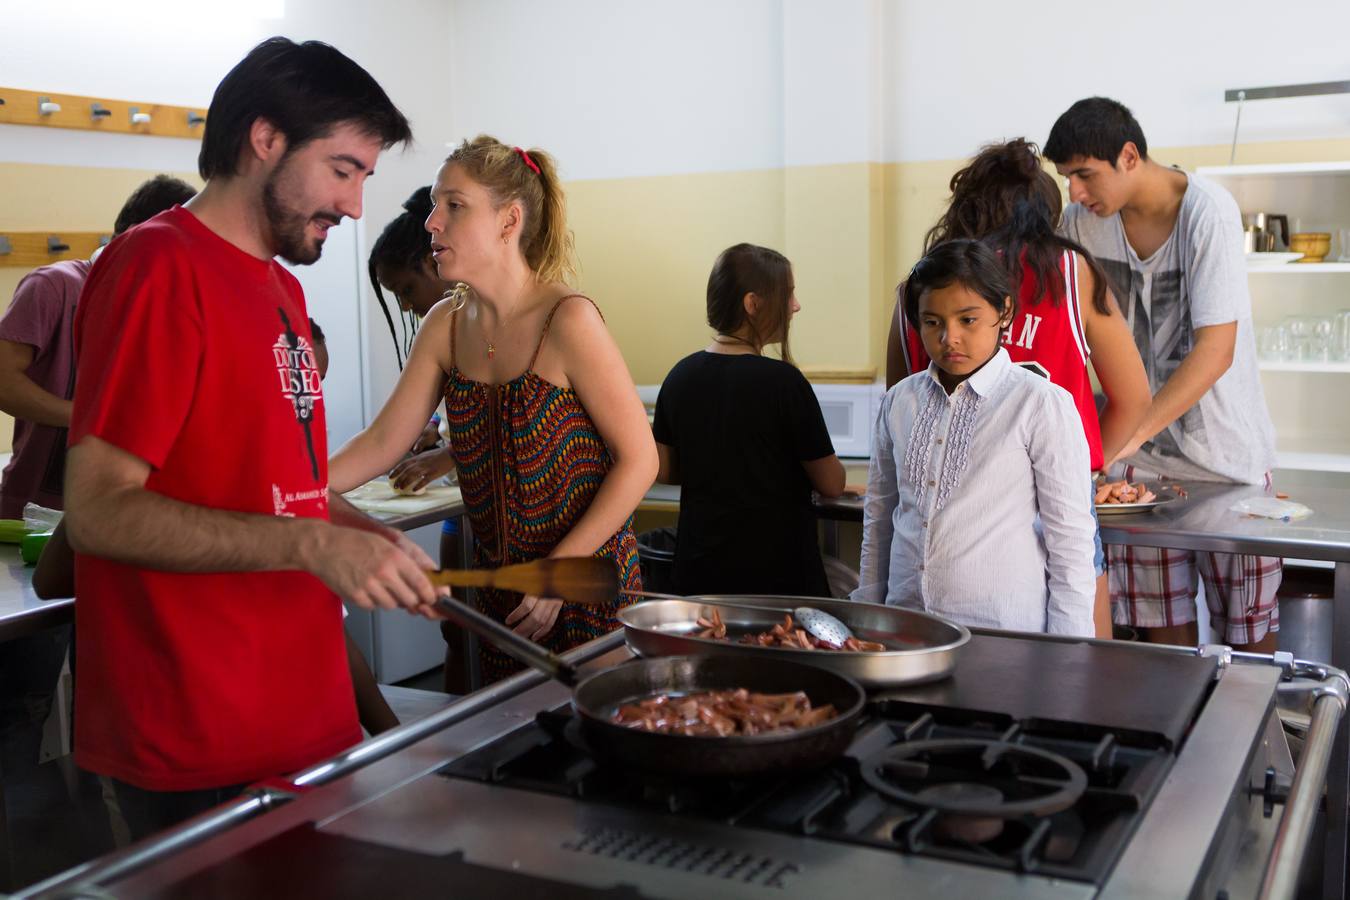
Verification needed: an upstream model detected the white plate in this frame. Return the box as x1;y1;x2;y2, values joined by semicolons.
1246;252;1303;267
1095;485;1184;515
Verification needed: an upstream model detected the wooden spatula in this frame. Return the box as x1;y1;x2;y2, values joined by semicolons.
424;557;619;605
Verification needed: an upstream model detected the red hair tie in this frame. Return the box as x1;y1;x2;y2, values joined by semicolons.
513;146;541;176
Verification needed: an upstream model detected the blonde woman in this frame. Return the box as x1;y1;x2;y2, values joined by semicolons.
330;136;656;682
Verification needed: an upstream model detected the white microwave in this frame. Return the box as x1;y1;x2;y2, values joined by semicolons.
637;380;885;459
810;381;885;459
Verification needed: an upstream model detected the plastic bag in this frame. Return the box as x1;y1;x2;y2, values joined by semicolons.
1229;497;1312;522
22;502;63;533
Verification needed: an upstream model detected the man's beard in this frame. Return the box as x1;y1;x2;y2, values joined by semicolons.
262;165;339;265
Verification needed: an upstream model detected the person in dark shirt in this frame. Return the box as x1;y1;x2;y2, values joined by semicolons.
653;243;845;597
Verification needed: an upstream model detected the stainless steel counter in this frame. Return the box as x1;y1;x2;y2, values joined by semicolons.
0;544;69;645
16;633;1345;900
0;493;466;647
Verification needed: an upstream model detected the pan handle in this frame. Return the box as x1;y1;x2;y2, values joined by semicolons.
435;596;580;687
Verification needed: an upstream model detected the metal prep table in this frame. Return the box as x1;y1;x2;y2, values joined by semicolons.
0;546;70;647
1097;481;1350;900
11;630;1347;900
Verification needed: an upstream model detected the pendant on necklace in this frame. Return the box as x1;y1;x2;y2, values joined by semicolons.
486;342;495;359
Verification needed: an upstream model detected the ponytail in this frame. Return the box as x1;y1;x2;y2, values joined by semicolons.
446;135;579;286
926;138;1110;316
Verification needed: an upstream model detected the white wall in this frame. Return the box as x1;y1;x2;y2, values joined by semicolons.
883;0;1350;163
0;0;456;432
7;0;1350;418
443;0;786;180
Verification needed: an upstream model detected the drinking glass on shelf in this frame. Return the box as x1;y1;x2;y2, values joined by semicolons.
1258;324;1290;362
1310;317;1334;363
1285;315;1313;362
1337;310;1350;361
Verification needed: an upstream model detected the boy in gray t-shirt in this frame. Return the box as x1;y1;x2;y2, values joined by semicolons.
1046;97;1281;653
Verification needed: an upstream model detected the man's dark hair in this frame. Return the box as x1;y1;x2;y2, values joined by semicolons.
1044;97;1148;167
198;37;412;180
113;175;197;235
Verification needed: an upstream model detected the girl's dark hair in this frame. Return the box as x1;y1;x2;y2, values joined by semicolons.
903;239;1013;330
198;37;412;181
368;186;434;368
706;243;796;363
1044;96;1148;166
925;138;1110;316
307;317;326;344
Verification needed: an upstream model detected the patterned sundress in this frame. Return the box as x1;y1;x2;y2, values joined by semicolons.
443;294;643;682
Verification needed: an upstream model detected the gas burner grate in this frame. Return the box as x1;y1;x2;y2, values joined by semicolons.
562;826;800;889
438;703;1176;886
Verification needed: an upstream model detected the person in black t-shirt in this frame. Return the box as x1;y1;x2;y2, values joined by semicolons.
653;244;845;597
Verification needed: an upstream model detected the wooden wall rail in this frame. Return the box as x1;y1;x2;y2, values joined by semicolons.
0;233;108;268
0;87;206;139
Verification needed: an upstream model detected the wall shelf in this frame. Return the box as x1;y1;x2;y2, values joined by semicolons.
1260;361;1350;373
1200;161;1350;179
1249;262;1350;274
1277;451;1350;473
0;86;206;139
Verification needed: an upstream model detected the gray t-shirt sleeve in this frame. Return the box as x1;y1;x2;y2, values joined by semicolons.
1059;203;1086;244
1182;183;1248;329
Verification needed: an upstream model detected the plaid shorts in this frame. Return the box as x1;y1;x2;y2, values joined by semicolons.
1108;547;1281;644
1106;465;1282;644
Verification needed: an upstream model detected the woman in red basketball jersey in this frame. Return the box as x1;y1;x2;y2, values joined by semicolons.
885;139;1150;638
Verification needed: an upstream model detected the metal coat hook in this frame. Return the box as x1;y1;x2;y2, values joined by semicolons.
129;106;151;125
38;96;61;116
90;102;112;120
1229;90;1245;165
187;111;205;127
47;236;70;254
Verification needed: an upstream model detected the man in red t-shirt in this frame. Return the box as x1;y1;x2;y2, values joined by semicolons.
63;38;437;840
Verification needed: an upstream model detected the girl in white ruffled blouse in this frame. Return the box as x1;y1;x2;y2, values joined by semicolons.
853;239;1096;635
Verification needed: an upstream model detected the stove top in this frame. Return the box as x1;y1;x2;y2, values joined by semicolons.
438;697;1176;886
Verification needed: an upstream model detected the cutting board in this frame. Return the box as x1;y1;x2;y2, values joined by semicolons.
344;479;462;515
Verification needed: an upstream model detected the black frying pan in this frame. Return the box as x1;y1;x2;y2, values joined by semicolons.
435;596;866;777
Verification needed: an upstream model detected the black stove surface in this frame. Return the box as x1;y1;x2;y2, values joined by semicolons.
438;697;1177;886
881;633;1219;750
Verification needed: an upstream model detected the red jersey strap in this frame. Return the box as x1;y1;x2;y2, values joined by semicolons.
900;315;931;377
1064;250;1089;363
528;293;600;370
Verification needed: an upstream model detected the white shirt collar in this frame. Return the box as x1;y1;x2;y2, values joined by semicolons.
924;347;1011;398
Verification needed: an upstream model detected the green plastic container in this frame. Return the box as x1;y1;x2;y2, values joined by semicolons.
21;530;52;566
